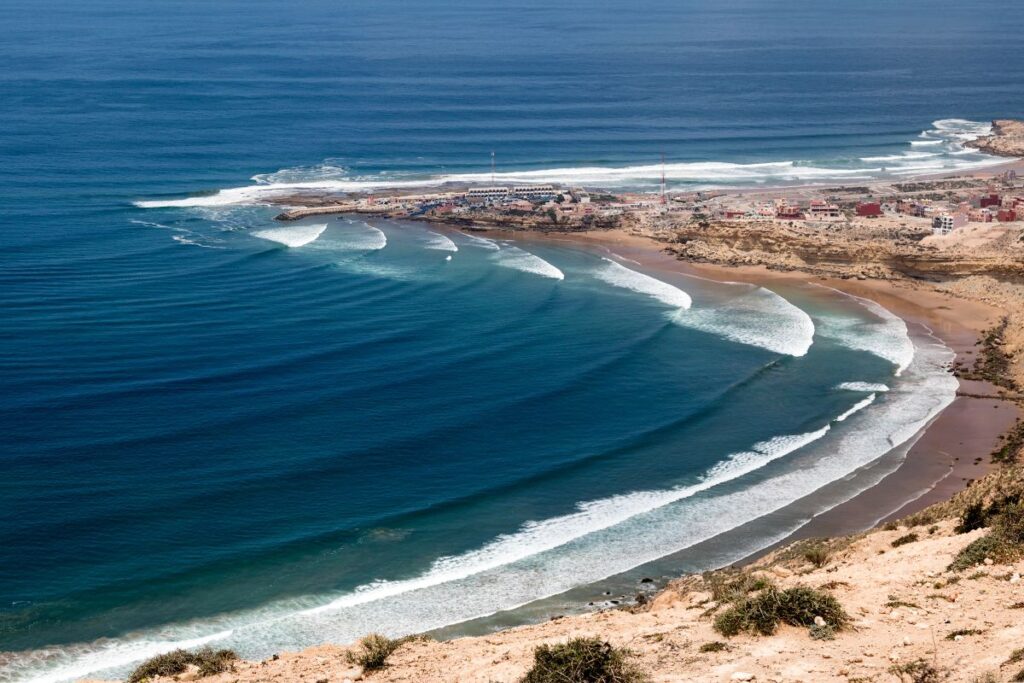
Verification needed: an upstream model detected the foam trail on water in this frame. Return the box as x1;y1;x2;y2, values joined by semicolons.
591;259;691;309
491;247;564;280
5;332;959;683
837;381;890;392
132;120;1005;209
6;425;831;683
424;231;458;252
671;286;815;357
835;394;876;422
459;232;501;250
814;289;915;375
309;223;387;252
253;224;327;248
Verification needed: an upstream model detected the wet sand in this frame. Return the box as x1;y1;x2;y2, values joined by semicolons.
490;226;1021;547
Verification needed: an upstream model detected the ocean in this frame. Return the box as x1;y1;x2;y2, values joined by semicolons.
1;1;1021;681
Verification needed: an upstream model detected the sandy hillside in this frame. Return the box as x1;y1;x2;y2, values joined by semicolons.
119;466;1024;683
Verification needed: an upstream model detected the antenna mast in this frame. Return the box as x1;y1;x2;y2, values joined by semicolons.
491;151;496;184
661;153;667;204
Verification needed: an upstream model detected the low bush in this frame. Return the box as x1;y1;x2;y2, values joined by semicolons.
703;570;771;605
346;634;408;672
949;534;1004;570
803;544;830;568
808;623;835;641
1006;647;1024;665
520;637;647;683
945;628;984;640
889;659;944;683
698;641;727;653
955;502;988;534
127;648;237;683
891;533;919;548
713;585;847;637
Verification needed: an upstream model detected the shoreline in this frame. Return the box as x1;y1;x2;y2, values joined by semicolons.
105;218;1024;683
457;223;1020;560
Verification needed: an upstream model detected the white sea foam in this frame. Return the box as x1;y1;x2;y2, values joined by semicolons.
311;223;387;252
7;331;959;683
7;425;829;683
835;394;876;422
459;232;501;250
172;235;225;249
491;246;564;280
814;290;915;375
591;259;692;309
131;119;1009;210
837;381;890;392
423;231;458;252
253;224;327;248
671;285;816;357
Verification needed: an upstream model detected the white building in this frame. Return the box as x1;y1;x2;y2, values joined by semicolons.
932;214;955;235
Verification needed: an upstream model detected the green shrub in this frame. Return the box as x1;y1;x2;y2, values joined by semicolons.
889;659;944;683
995;502;1024;543
945;628;984;640
956;502;988;534
704;570;771;605
698;641;727;653
803;544;830;568
891;533;919;548
127;648;237;683
346;634;407;672
520;637;647;683
949;534;1005;571
808;623;835;641
713;585;848;637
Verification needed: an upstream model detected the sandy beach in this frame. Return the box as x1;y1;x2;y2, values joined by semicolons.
116;223;1024;683
491;225;1021;549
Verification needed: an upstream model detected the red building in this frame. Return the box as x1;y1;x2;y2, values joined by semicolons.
856;202;882;217
980;193;1002;208
997;209;1017;222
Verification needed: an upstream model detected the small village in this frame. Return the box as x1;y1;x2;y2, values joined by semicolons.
274;168;1024;239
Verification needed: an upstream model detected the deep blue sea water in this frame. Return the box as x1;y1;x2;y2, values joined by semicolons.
1;1;1021;681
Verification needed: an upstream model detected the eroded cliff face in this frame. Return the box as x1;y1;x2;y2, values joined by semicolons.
967;119;1024;157
663;221;1024;281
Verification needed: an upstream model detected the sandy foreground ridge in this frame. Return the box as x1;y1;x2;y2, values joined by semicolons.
98;122;1024;683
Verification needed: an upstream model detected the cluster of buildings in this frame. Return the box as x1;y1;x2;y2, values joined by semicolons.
930;191;1024;235
716;198;846;222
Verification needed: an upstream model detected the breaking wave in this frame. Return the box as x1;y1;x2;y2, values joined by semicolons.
814;290;915;375
423;231;458;252
253;224;327;248
131;119;1007;209
310;222;387;252
491;246;564;280
459;232;501;250
590;259;692;309
672;285;816;357
835;394;876;422
837;381;890;392
7;329;958;683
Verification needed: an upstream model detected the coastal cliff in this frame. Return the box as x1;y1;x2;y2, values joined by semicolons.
113;464;1024;683
967;119;1024;157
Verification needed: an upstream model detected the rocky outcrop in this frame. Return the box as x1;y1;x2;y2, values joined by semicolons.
966;119;1024;157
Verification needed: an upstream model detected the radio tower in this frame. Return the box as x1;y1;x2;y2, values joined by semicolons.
660;153;667;204
491;151;496;184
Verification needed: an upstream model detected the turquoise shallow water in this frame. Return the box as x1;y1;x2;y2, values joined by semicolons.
1;1;1017;680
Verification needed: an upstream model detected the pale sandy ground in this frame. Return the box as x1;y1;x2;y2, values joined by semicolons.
124;516;1024;683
